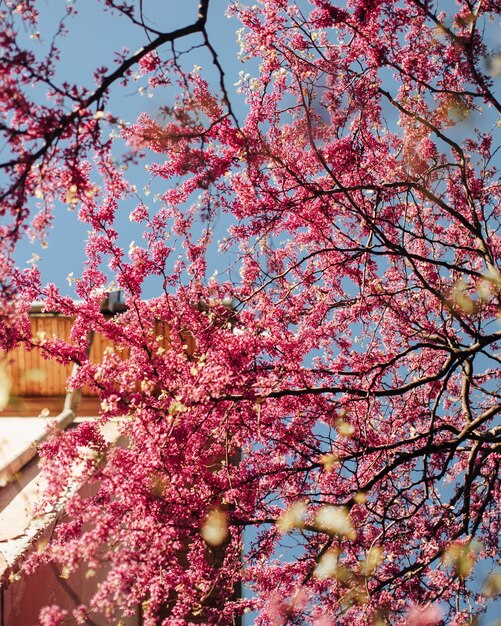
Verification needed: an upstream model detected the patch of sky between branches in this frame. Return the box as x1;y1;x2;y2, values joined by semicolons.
12;0;257;298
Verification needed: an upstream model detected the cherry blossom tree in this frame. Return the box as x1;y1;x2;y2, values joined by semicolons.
1;0;500;624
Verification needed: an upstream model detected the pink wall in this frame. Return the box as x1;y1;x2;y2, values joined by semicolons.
1;519;140;626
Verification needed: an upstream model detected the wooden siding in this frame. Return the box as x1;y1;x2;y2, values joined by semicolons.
4;315;103;398
2;316;185;400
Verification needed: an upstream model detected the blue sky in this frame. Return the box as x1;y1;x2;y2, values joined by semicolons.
8;2;501;623
15;0;248;299
15;0;500;303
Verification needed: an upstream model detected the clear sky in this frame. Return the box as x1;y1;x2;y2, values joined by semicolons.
13;0;500;304
8;2;501;623
14;0;248;300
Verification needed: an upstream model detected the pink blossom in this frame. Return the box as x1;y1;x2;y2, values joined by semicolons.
39;605;68;626
0;0;499;624
406;604;443;626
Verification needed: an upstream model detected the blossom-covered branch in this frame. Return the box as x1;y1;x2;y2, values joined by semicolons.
1;0;500;624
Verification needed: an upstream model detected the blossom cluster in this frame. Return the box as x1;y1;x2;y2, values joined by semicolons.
1;0;500;624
